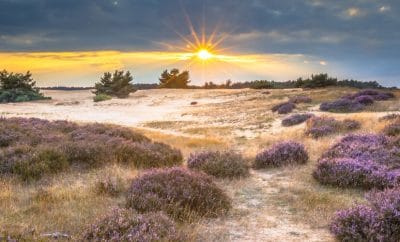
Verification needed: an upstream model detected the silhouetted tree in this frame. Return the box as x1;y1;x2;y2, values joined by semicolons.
159;69;190;88
94;70;135;98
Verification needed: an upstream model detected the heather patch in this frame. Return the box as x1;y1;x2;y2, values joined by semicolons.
187;150;249;178
314;134;400;189
289;95;312;104
271;102;296;114
0;117;182;180
83;209;185;241
126;167;231;221
254;141;308;169
281;113;314;127
305;116;360;139
331;188;400;241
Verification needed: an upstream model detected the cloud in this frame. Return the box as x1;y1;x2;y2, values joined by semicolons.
379;5;391;13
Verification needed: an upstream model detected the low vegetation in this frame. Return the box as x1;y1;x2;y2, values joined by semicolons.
331;188;400;241
93;93;112;102
320;89;395;113
187;150;249;178
305;116;361;138
83;209;185;241
281;113;314;127
0;70;49;103
254;141;309;169
271;101;296;114
0;117;182;180
313;134;400;189
126;167;231;221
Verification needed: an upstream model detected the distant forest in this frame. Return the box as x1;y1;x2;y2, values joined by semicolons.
41;73;397;90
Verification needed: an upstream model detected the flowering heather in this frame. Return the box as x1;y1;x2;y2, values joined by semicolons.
305;116;360;138
126;167;231;221
313;158;398;189
320;98;364;113
187;150;249;178
354;95;374;105
330;205;378;241
83;209;185;241
314;134;400;189
254;141;308;169
331;188;400;241
344;89;395;101
281;113;314;127
321;134;400;167
289;95;312;104
271;102;296;114
0;117;183;180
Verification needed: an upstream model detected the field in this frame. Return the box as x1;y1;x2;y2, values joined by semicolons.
1;87;399;241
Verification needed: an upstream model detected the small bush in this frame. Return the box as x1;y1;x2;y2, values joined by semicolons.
83;209;185;241
379;113;400;121
313;158;398;189
281;113;314;127
331;188;400;242
314;134;400;189
254;141;308;169
330;205;378;241
320;98;364;113
272;102;296;114
93;94;112;102
354;95;374;105
289;95;312;104
126;167;231;221
305;116;361;138
187;150;249;178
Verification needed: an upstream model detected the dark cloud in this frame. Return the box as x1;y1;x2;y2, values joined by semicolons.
0;0;399;85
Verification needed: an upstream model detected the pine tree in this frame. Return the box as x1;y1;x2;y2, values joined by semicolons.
158;69;190;88
94;70;135;98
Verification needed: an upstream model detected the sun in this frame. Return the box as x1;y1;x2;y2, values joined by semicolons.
197;49;213;60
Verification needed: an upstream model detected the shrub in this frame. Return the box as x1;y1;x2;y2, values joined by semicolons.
93;94;112;102
93;70;135;98
345;89;395;101
0;70;49;103
320;98;364;113
330;205;378;241
83;209;185;241
0;118;183;180
331;188;400;242
313;158;398;189
281;113;314;127
314;134;400;189
187;150;249;178
126;167;231;221
254;141;308;169
354;95;374;105
272;102;296;114
321;134;400;166
305;116;360;138
289;95;312;104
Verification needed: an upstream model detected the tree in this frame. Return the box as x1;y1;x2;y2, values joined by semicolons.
93;70;135;98
159;69;190;88
0;70;48;103
0;70;38;91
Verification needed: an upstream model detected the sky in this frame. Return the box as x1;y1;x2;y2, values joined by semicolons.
0;0;399;87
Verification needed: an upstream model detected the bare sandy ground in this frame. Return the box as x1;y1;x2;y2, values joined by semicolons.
1;88;398;241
